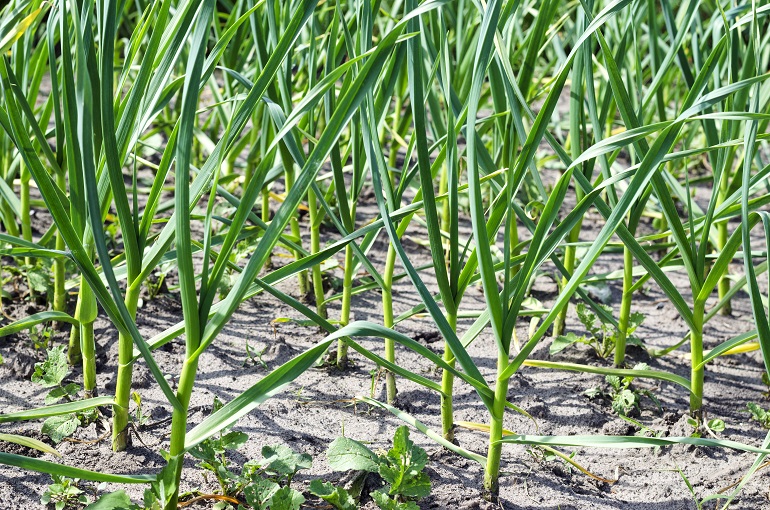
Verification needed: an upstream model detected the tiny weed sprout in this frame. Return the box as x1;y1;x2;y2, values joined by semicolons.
0;0;769;508
746;403;770;430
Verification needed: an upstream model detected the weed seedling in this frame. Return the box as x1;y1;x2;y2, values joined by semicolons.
41;475;89;510
188;398;310;508
244;343;269;370
746;403;770;429
309;480;357;510
585;364;661;418
326;425;430;509
551;303;645;360
31;346;95;442
131;392;150;428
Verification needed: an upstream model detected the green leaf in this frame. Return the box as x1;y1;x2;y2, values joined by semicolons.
27;267;53;296
498;434;770;455
747;403;770;429
221;431;249;451
0;4;46;54
550;333;582;355
32;346;68;388
308;480;356;510
370;491;419;510
0;397;116;423
708;419;726;433
0;312;78;339
45;383;81;405
379;426;430;499
627;312;645;334
267;486;304;510
261;445;312;477
326;437;379;472
612;389;637;416
0;433;59;457
84;491;137;510
41;414;80;443
576;303;602;338
357;397;487;465
184;339;334;450
243;479;279;510
0;452;154;483
523;360;692;392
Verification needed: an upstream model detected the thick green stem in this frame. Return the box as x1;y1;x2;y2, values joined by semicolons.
20;163;33;296
382;243;397;404
308;191;327;320
284;163;309;297
70;275;97;396
336;244;355;368
261;188;270;223
0;200;19;237
81;320;96;399
716;220;731;315
53;173;67;317
112;283;141;451
508;213;521;351
554;221;581;336
715;148;732;314
483;354;510;500
164;357;199;510
440;312;457;442
19;163;31;244
614;245;634;366
67;283;85;366
690;302;705;420
387;84;404;170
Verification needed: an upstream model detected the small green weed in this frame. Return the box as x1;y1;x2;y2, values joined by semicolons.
550;303;645;359
585;364;661;417
32;346;95;442
326;425;430;509
746;403;770;429
186;398;310;509
41;475;88;510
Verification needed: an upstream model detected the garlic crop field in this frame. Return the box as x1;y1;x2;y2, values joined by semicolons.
0;0;769;508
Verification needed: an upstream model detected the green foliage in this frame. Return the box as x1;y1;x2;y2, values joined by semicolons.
260;445;312;483
242;478;280;510
309;480;357;510
31;346;92;443
327;437;380;472
327;426;431;506
683;415;726;439
31;346;68;388
41;476;88;510
746;403;770;429
84;491;137;510
41;415;81;444
243;343;268;370
585;364;661;417
378;427;430;499
26;263;53;298
131;392;150;428
187;399;310;508
264;486;305;510
0;0;769;505
142;453;182;510
370;490;419;510
551;303;644;359
144;261;173;301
